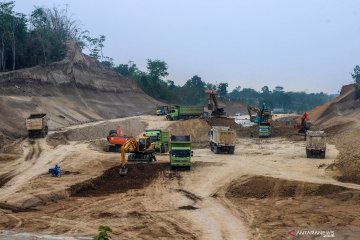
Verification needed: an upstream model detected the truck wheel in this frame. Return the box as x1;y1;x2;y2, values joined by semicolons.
321;152;326;159
186;166;191;171
214;146;219;154
306;150;311;158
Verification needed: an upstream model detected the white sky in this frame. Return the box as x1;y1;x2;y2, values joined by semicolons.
15;0;360;93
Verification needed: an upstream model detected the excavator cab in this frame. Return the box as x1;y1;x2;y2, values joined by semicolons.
138;137;151;152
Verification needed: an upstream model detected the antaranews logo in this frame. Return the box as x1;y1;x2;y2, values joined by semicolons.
287;229;335;238
288;229;297;237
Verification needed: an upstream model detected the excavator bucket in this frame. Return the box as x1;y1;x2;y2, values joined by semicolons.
119;167;128;176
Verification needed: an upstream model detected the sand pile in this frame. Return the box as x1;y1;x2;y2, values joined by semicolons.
225;176;348;199
167;119;211;148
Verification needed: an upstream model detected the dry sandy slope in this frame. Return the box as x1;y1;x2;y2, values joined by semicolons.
309;84;360;184
0;116;360;239
0;41;162;148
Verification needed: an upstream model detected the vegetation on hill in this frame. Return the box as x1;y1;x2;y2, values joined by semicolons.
0;1;107;71
0;1;337;113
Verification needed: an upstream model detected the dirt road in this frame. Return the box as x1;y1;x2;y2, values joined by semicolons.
0;116;360;239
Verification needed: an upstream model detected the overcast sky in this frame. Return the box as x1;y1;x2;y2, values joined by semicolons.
15;0;360;93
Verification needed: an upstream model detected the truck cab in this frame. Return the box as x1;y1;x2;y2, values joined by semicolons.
170;135;192;170
144;129;169;153
306;131;326;159
259;122;271;138
156;106;169;116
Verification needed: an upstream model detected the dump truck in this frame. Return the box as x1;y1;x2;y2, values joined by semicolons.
26;113;48;138
306;131;326;159
209;126;236;154
156;106;169;116
259;122;271;138
144;129;169;153
107;128;133;152
166;105;204;120
169;135;192;170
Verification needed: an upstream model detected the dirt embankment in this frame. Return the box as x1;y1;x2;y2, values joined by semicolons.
220;176;360;239
309;84;360;184
0;41;162;149
207;117;301;140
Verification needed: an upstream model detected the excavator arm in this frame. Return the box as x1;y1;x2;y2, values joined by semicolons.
120;138;137;175
247;106;260;122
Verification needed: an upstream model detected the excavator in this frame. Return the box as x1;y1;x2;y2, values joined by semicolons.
119;137;156;175
107;128;132;152
296;112;310;133
206;90;226;117
247;103;271;123
248;103;272;137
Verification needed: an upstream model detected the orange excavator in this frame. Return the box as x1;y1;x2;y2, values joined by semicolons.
120;137;156;175
107;128;132;152
295;112;310;133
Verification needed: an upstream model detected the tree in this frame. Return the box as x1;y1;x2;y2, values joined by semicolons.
351;65;360;99
228;86;241;101
217;82;228;101
146;59;168;79
182;75;206;104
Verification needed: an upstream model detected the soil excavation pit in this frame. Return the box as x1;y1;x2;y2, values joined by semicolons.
70;163;169;197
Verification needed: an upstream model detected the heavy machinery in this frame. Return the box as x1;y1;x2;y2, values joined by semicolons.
166;105;204;120
107;128;133;152
48;164;61;177
120;137;156;175
248;103;272;138
306;131;326;159
206;90;226;117
209;126;236;154
144;129;169;153
169;135;192;170
296;112;310;133
156;106;169;116
26;113;48;138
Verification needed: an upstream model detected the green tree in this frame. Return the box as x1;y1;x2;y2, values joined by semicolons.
146;59;168;79
182;75;206;104
95;225;112;240
217;82;228;101
351;65;360;98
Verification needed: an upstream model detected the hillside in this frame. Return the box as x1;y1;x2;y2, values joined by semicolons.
0;42;161;147
310;84;360;183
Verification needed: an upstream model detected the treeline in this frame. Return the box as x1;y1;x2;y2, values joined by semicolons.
104;59;336;113
1;1;336;113
0;1;108;72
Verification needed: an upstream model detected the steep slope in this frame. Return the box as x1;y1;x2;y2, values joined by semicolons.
309;84;360;183
0;42;161;146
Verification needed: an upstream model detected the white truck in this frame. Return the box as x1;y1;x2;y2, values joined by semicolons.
306;131;326;159
209;126;236;154
26;113;48;138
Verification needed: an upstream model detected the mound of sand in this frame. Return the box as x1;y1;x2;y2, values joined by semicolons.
309;84;360;183
0;42;161;148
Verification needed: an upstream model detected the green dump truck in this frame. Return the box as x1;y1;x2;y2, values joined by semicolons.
169;135;192;170
144;129;169;153
258;122;271;138
166;105;204;120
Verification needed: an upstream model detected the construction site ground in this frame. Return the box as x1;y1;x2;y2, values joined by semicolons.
1;116;360;239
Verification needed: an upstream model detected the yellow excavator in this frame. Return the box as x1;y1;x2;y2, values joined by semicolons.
120;137;156;175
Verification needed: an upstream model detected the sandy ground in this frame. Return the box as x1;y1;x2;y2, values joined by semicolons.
0;116;360;239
